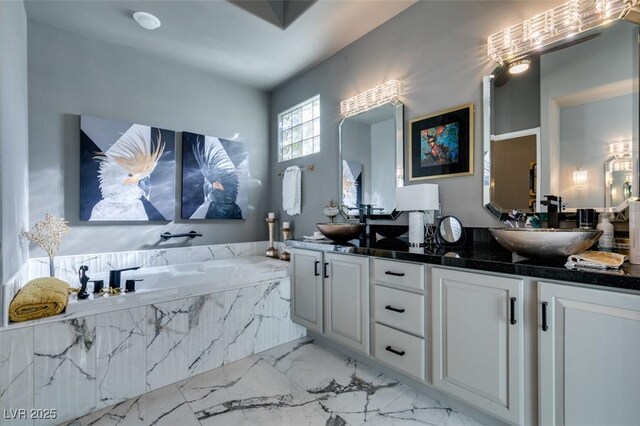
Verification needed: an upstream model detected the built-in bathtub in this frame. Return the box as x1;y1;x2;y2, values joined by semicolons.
66;256;290;317
0;253;305;426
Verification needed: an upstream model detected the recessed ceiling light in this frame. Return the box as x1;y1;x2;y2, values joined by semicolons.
508;59;531;75
133;11;161;30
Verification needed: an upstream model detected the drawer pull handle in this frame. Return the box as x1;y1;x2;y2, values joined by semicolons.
542;301;549;331
385;271;405;277
510;297;517;325
324;262;329;279
385;305;405;313
314;261;320;277
385;346;406;356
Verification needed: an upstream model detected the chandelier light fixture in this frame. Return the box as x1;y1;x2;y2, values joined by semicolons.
487;0;638;65
340;80;402;118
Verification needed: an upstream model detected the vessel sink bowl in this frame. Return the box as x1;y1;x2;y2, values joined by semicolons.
489;228;602;259
316;223;365;242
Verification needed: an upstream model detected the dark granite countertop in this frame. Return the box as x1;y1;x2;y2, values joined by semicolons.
286;229;640;294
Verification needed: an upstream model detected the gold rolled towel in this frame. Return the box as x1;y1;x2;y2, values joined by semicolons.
9;277;70;322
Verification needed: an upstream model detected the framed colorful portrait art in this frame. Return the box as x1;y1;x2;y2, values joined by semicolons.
408;104;473;181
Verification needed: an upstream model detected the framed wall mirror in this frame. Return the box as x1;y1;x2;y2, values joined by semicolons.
483;19;639;219
339;101;404;220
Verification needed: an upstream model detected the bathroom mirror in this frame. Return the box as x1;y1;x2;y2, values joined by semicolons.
483;19;639;219
339;101;404;220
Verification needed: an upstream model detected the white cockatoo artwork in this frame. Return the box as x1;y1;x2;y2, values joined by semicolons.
80;116;175;221
181;132;249;220
342;160;360;208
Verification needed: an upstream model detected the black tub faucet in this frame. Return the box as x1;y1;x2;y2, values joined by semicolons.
109;266;141;289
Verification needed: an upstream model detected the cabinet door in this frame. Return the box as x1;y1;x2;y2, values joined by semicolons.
432;268;523;425
539;283;640;426
290;249;324;333
324;252;370;354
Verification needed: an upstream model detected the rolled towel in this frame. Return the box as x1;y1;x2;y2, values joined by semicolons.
565;251;626;270
9;277;69;322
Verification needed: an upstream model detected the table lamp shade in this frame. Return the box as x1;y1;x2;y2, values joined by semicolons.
396;184;439;211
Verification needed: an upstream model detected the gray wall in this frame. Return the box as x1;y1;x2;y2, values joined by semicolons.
493;59;541;136
268;1;560;234
1;0;29;282
28;20;270;256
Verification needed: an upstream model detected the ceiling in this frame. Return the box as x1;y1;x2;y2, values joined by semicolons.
24;0;416;90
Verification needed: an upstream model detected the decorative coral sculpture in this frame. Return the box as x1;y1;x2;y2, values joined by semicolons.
23;213;70;277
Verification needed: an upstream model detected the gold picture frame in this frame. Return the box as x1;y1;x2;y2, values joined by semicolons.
408;103;474;181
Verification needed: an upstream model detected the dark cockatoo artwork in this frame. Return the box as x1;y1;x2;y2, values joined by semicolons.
182;132;248;220
80;116;176;221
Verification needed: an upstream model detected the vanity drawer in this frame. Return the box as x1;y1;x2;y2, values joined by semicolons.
374;323;425;380
374;285;424;337
372;259;424;291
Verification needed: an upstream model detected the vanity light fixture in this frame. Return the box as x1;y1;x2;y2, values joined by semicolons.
133;11;161;30
508;59;531;75
340;80;402;118
609;140;633;158
573;167;588;188
487;0;637;65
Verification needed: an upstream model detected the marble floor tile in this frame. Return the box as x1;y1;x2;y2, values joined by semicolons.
69;338;486;426
63;383;199;426
178;356;328;425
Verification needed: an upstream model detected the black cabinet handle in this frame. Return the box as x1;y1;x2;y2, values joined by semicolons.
314;261;320;276
385;271;405;277
385;346;406;356
324;262;329;278
542;301;549;331
510;297;517;325
385;305;406;313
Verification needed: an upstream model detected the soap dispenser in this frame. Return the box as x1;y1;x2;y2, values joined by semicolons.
597;214;614;252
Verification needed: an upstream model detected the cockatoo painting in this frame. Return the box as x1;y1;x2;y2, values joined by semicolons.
80;116;176;221
342;160;362;216
181;132;248;220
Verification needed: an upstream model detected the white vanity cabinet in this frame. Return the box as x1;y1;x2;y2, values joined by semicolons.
538;282;640;426
323;252;370;353
290;248;324;333
290;248;370;354
371;258;427;380
432;267;524;425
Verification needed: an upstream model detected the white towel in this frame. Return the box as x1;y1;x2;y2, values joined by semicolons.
283;166;301;216
564;251;626;270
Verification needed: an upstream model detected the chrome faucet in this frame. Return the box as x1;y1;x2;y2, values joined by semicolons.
541;195;562;228
108;266;141;289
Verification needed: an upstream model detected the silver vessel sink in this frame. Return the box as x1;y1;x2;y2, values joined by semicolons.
490;228;602;259
316;223;365;242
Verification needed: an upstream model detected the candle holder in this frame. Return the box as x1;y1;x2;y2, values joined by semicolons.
282;227;292;241
265;218;279;258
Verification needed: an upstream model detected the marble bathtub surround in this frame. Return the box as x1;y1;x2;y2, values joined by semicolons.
34;317;97;423
27;241;271;284
0;327;33;425
0;279;305;425
69;338;485;426
146;299;190;390
1;241;270;328
96;307;146;408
